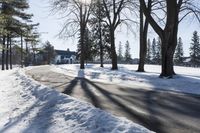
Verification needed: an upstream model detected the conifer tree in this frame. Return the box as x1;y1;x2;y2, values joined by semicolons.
90;0;110;67
124;41;131;63
190;31;200;66
174;37;184;65
117;41;123;62
155;37;161;64
146;38;151;64
0;0;34;70
151;38;156;64
42;41;55;64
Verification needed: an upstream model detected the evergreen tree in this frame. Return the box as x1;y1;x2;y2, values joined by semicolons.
124;41;132;63
42;41;55;64
90;0;110;66
174;37;184;65
0;0;34;70
77;28;96;63
146;38;151;64
155;37;161;64
151;38;157;64
117;41;123;62
190;31;200;66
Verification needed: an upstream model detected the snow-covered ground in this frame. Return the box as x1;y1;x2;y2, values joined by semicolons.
52;64;200;95
0;69;153;133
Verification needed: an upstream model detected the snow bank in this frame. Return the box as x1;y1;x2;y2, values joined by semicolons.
0;69;153;133
52;64;200;95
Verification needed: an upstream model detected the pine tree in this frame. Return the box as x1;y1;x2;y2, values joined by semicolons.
190;31;200;66
151;38;156;64
90;0;110;66
174;37;184;65
42;41;55;64
155;37;161;64
117;41;123;62
124;40;131;63
146;38;151;64
77;28;96;63
0;0;34;70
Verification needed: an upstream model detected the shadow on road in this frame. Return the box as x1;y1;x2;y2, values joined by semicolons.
62;77;200;133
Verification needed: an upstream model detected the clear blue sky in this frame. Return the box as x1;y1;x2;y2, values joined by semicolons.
29;0;200;58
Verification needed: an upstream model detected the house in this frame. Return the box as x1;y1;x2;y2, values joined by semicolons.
54;49;76;64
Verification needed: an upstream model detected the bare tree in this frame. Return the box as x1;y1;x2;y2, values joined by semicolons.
50;0;93;69
102;0;136;70
137;0;151;72
140;0;200;78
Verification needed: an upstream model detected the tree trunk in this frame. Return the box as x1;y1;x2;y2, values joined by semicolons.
160;29;178;77
137;6;149;72
80;26;85;69
99;18;104;68
9;37;12;69
1;36;6;70
21;33;23;68
140;0;180;78
98;2;104;68
33;51;36;65
160;1;179;78
79;5;85;69
25;41;29;67
138;0;151;72
110;27;118;70
6;35;9;70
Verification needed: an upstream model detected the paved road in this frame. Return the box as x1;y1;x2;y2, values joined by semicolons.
26;66;200;133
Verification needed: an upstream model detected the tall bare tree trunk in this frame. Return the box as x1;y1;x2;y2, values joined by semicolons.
25;41;29;67
137;1;151;72
21;32;23;68
99;16;103;68
6;35;9;70
110;26;118;70
80;25;85;69
159;1;179;77
160;25;178;77
98;1;104;68
79;5;86;69
9;37;12;69
140;0;181;78
1;36;6;70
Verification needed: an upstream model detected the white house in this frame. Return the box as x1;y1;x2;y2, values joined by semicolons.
54;49;76;64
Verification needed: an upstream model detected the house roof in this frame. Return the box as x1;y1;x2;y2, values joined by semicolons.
55;50;76;58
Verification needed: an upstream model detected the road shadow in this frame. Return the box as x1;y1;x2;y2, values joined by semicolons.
62;77;200;133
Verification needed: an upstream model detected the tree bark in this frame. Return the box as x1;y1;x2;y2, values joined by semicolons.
25;41;29;67
6;35;9;70
1;36;6;70
99;17;104;68
160;24;178;77
21;32;23;68
79;5;86;70
137;5;149;72
159;1;179;77
140;0;180;78
110;27;118;70
98;0;104;68
9;37;12;69
80;24;85;69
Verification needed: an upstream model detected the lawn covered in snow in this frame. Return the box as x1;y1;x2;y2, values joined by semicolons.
53;64;200;95
0;69;153;133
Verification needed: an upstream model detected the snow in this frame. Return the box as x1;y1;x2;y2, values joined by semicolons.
0;69;153;133
52;64;200;95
